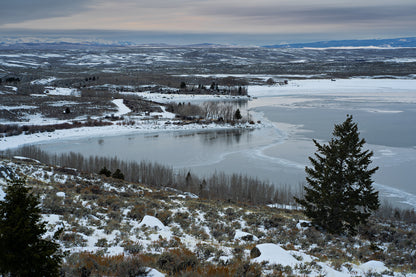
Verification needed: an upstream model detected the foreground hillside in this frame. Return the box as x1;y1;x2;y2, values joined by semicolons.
1;157;415;276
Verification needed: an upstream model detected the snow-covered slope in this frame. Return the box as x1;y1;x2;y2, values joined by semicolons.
0;157;415;276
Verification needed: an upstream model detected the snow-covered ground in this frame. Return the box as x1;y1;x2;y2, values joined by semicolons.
0;88;256;150
44;86;81;97
111;99;131;116
248;78;416;99
30;77;57;85
2;78;415;152
1;158;415;277
123;91;250;104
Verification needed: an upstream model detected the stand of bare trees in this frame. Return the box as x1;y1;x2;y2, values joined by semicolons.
3;146;297;205
202;102;244;122
165;102;248;123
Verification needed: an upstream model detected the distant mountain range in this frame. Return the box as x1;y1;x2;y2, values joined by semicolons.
263;37;416;48
1;36;416;49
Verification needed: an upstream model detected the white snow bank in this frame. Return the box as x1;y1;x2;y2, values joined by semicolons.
0;187;5;201
358;260;389;274
252;243;299;267
296;220;310;229
138;215;166;230
0;105;37;110
234;230;258;241
147;268;165;277
31;77;57;85
111;99;131;116
42;214;61;225
44;87;81;97
12;156;41;163
56;192;65;198
133;91;249;104
154;106;176;119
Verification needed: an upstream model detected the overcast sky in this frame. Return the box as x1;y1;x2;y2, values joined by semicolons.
0;0;415;44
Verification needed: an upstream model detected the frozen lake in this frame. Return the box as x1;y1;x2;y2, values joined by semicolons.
37;79;416;209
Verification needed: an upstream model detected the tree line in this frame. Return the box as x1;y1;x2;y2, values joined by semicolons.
2;146;298;205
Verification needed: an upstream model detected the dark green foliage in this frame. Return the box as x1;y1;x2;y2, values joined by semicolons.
295;115;379;235
0;178;63;276
234;109;242;120
112;168;124;180
180;81;187;89
98;166;112;177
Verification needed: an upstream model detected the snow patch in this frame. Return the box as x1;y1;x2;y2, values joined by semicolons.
56;192;65;198
296;220;310;229
358;260;389;274
147;268;165;277
134;91;249;104
12;156;41;163
234;230;258;241
42;214;61;226
44;87;81;97
48;101;80;107
252;243;300;267
111;99;131;116
31;77;57;85
0;105;37;110
138;215;166;231
0;187;5;201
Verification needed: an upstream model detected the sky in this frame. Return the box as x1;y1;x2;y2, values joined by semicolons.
0;0;415;45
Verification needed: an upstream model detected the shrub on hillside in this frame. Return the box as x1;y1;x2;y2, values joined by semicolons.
98;166;111;177
112;169;125;180
62;253;149;276
157;247;198;275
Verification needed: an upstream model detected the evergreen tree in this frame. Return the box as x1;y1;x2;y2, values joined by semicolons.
99;166;112;177
234;109;242;121
295;115;379;234
0;178;62;276
112;169;125;180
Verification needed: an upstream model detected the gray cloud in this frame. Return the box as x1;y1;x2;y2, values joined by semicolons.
0;0;92;25
199;4;416;25
0;0;415;37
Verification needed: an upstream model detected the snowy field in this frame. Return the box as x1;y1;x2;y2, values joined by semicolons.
248;78;416;99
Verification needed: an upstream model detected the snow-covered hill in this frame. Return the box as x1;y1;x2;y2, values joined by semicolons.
264;37;416;49
0;157;415;276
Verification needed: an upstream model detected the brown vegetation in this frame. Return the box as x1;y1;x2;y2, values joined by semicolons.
4;146;293;205
0;120;112;137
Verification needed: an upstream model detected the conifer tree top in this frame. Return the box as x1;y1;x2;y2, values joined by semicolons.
0;178;62;276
